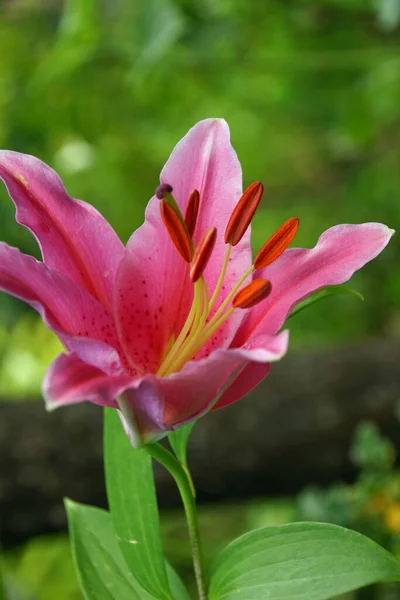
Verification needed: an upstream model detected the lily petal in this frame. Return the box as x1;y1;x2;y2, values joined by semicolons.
212;363;271;410
119;330;289;444
0;151;124;313
43;352;132;410
234;223;393;346
0;243;123;373
115;119;250;374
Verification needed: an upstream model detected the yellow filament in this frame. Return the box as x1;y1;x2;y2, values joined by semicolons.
161;333;176;362
157;281;201;377
165;277;209;375
208;243;231;312
168;264;254;369
178;305;236;366
205;264;254;332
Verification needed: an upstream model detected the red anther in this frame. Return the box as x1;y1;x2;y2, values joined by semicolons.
224;182;264;246
232;278;272;309
254;217;299;270
160;200;193;262
190;227;217;282
185;189;200;237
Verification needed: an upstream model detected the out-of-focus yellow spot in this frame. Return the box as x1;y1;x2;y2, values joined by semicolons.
367;493;391;515
385;502;400;533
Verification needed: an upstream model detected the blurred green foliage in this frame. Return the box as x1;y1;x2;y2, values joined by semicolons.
0;0;400;396
297;421;400;549
296;419;400;598
0;315;61;397
3;535;81;600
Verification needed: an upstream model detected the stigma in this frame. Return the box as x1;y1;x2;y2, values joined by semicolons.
155;182;299;377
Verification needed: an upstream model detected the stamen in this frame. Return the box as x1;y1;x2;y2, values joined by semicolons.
205;264;254;330
232;278;272;309
156;183;173;199
160;200;194;262
254;217;299;270
185;189;200;237
155;182;295;379
190;227;217;282
225;182;264;246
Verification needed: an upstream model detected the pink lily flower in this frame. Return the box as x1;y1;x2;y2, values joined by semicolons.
0;119;393;446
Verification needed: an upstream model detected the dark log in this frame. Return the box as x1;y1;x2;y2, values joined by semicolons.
1;337;400;546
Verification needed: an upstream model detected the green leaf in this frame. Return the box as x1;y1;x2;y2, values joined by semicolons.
104;408;172;600
0;554;4;600
66;500;190;600
288;286;364;320
167;565;191;600
66;499;151;599
168;421;196;465
209;522;400;600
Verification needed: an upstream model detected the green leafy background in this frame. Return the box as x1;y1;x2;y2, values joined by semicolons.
1;0;400;598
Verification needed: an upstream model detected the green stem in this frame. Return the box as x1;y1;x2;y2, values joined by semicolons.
145;443;207;600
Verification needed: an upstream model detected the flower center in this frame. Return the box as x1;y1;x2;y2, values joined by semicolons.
155;183;299;377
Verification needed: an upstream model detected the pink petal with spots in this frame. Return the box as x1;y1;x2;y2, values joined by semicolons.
114;119;251;375
0;243;123;373
118;330;288;444
234;223;393;347
43;352;132;410
0;151;124;313
62;338;126;376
